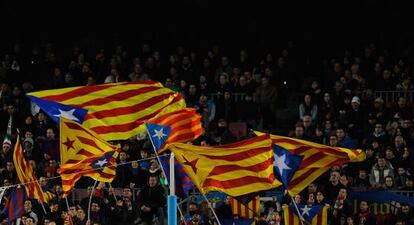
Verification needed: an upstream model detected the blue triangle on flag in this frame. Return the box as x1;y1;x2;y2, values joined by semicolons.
146;123;171;151
27;95;88;124
288;204;324;223
91;151;115;172
273;144;304;188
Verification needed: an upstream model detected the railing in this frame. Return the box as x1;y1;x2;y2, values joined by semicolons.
207;93;247;102
374;91;414;104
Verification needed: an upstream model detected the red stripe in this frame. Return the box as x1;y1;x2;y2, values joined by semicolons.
65;159;81;164
299;152;327;168
208;157;273;176
288;158;349;187
199;147;271;162
16;188;24;218
167;127;203;143
237;200;242;216
317;210;322;225
273;137;349;157
251;199;257;217
244;202;248;218
72;86;164;108
89;96;183;134
288;209;294;224
155;113;198;127
203;174;275;189
40;81;158;102
64;121;99;138
84;93;176;120
150;108;197;124
76;136;105;152
77;149;96;157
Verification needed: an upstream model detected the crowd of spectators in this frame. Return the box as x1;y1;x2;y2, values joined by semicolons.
0;40;413;225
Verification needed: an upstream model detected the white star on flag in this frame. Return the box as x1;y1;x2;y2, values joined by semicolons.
54;109;80;122
95;159;108;167
274;154;291;177
301;205;312;216
152;128;167;140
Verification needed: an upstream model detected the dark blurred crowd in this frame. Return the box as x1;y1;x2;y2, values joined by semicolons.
0;40;413;225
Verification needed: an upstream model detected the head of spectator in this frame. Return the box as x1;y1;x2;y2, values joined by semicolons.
260;76;270;87
302;115;313;129
394;135;405;149
148;174;160;188
2;137;12;154
329;134;338;147
330;170;341;185
351;96;360;110
46;128;55;140
293;194;301;205
294;125;304;139
384;176;395;189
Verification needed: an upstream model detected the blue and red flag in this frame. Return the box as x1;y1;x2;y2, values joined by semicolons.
160;155;196;197
2;186;26;224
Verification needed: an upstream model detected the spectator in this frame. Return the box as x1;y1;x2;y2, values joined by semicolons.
325;170;346;203
332;188;352;225
336;128;357;149
136;175;166;225
397;204;414;225
353;200;376;225
255;76;277;129
299;94;318;121
196;93;216;130
112;187;138;225
369;156;394;188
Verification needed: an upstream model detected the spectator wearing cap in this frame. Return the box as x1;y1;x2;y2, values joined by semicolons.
369;97;386;124
369;156;394;188
345;96;365;141
0;137;12;171
23;137;39;161
353;200;376;225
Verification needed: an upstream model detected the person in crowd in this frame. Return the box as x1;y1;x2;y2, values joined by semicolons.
136;175;166;225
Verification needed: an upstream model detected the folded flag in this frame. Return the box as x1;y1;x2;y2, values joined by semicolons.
282;204;327;225
27;81;185;140
254;131;365;196
147;108;203;152
13;135;48;202
2;186;26;225
170;135;281;197
146;123;171;151
58;117;120;196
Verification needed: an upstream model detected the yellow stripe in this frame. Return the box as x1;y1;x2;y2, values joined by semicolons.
203;181;280;197
29;82;163;98
67;87;175;111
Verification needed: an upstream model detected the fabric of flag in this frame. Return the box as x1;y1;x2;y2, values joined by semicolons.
282;204;328;225
160;156;196;197
147;108;203;152
170;135;281;197
220;218;254;225
255;131;365;196
58;117;120;196
2;186;26;224
13;135;48;202
27;81;186;140
230;196;261;219
273;144;303;188
146;123;171;151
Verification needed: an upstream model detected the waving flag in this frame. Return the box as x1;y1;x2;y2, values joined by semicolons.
282;204;327;225
2;186;26;224
147;108;203;152
170;135;281;197
255;131;365;196
146;123;171;151
13;135;48;202
58;117;120;196
27;81;185;140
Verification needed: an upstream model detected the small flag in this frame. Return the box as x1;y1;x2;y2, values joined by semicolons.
2;186;26;224
282;204;327;225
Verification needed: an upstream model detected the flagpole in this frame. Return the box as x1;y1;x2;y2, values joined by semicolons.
65;197;70;211
200;193;221;225
168;153;177;225
87;180;98;223
290;195;305;225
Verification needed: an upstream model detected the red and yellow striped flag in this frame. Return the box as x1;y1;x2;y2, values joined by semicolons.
255;131;365;196
170;135;281;197
282;205;328;225
28;81;185;140
231;196;261;219
58;117;120;196
13;135;48;202
148;108;203;152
